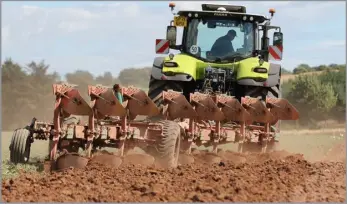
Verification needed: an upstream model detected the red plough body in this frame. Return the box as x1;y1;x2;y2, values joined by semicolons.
9;83;299;170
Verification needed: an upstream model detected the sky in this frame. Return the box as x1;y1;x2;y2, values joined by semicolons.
1;1;346;77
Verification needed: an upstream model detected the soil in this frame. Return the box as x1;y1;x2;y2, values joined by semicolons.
2;148;346;202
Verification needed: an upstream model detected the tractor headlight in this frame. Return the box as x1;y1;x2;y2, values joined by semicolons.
253;67;268;73
164;61;178;67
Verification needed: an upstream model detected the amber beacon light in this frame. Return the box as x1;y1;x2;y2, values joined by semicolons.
169;2;176;9
269;8;276;17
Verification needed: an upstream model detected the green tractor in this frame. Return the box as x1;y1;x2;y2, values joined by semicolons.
148;3;284;139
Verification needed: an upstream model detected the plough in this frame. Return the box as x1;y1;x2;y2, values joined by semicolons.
9;83;299;170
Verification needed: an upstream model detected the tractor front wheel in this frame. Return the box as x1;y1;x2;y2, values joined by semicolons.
9;128;32;164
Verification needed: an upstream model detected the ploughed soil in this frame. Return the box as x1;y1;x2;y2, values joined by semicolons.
2;145;346;203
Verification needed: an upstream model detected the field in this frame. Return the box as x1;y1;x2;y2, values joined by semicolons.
2;126;346;202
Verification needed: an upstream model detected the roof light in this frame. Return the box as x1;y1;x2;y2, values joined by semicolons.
269;8;275;17
243;16;247;21
188;13;192;17
169;2;176;8
250;16;254;21
194;13;198;17
217;7;227;11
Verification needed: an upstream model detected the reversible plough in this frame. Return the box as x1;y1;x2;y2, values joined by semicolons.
9;83;299;170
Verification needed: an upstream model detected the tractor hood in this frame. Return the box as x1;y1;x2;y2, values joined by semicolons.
162;53;270;81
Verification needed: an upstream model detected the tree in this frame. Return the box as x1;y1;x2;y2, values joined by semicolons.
318;68;346;121
281;67;292;74
293;64;311;74
1;59;60;129
287;74;337;125
118;67;151;88
95;71;119;86
65;70;96;99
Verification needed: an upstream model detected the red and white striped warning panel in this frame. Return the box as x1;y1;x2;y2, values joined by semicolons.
268;45;283;61
155;39;170;54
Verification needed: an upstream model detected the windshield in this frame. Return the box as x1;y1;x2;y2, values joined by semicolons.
185;18;255;63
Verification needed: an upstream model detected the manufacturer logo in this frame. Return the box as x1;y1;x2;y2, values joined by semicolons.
214;13;227;16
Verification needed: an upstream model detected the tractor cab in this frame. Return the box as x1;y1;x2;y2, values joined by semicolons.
160;3;284;63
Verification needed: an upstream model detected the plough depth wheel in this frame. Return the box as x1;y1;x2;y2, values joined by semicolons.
9;128;32;164
156;120;181;168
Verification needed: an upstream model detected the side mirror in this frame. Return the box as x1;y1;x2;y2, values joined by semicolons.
166;26;177;47
273;32;283;46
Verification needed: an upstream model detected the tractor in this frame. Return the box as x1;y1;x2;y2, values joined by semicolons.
148;3;288;151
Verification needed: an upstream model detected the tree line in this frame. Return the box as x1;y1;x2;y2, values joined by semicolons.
283;64;345;128
1;58;345;130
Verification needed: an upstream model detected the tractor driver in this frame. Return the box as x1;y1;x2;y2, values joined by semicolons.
210;29;237;57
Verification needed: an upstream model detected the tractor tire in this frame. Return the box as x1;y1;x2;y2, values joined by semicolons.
155;120;181;168
148;76;184;107
267;84;281;99
9;128;32;164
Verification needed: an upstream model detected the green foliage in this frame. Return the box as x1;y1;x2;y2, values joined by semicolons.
286;64;345;126
318;68;346;106
285;70;346;127
1;159;44;179
281;80;293;98
281;68;292;74
288;74;337;115
293;64;310;74
118;67;151;87
2;59;60;129
292;63;343;74
318;68;346;121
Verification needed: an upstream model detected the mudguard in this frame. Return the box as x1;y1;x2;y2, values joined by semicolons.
236;57;270;81
237;63;281;87
150;56;194;82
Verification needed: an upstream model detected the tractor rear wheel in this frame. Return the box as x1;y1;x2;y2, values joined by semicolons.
148;76;184;107
147;77;184;121
9;128;32;164
155;120;181;168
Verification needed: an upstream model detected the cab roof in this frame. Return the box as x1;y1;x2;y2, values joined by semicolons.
177;10;268;23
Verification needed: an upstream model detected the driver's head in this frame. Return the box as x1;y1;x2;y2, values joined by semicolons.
226;30;237;41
